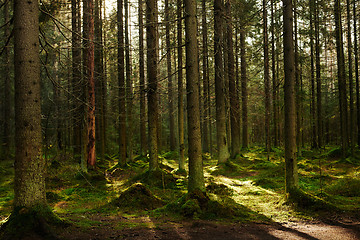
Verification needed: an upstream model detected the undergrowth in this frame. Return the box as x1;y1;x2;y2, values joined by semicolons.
0;146;359;233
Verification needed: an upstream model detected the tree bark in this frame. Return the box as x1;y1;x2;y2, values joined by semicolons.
71;0;83;159
226;0;240;158
263;0;271;157
147;0;159;170
354;0;360;147
315;0;322;149
185;0;205;192
125;0;133;161
271;0;279;147
2;0;11;160
346;0;355;153
334;0;349;154
310;0;317;149
95;0;106;161
165;0;176;152
83;0;96;167
202;0;211;153
177;0;185;170
118;0;127;166
214;0;230;163
240;29;248;149
139;0;147;155
283;0;298;194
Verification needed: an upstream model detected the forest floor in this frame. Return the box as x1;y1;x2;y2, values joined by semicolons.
1;146;360;239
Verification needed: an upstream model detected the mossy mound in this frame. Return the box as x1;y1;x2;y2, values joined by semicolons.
211;160;244;176
161;151;179;160
206;183;233;196
287;188;336;211
113;183;164;210
175;190;250;219
325;177;360;197
0;205;66;240
327;147;346;159
132;169;179;189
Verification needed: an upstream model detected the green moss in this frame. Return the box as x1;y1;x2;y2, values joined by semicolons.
0;204;67;240
325;177;360;197
161;151;179;160
206;182;233;196
131;169;179;189
287;188;337;211
112;183;164;211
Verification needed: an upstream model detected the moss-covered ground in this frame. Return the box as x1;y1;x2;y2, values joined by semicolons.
0;146;359;239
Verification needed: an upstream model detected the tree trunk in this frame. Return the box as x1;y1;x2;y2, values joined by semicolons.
346;0;355;153
83;0;96;167
240;29;248;149
139;0;147;155
147;0;159;170
354;0;360;147
263;0;271;157
95;0;105;161
185;0;205;192
165;0;176;152
125;0;133;161
2;0;11;160
202;0;210;153
118;0;127;166
271;0;278;147
334;0;349;154
283;0;298;194
294;0;301;155
214;0;230;163
315;1;322;149
72;0;83;159
178;0;185;170
1;1;61;238
310;0;317;149
226;0;240;158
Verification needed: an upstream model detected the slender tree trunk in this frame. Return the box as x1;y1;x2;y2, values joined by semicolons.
283;0;298;194
185;0;205;192
214;0;230;163
118;0;127;166
202;0;210;153
72;0;82;159
226;0;240;158
139;0;147;155
178;0;185;170
354;0;360;147
271;0;278;147
240;29;248;149
95;0;105;161
125;0;133;161
2;0;11;160
147;0;159;170
83;0;96;167
263;0;271;157
334;0;349;154
294;0;301;155
310;0;317;149
346;0;355;153
165;0;176;152
315;1;322;149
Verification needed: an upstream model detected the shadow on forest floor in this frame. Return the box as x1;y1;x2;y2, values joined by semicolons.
1;146;360;239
